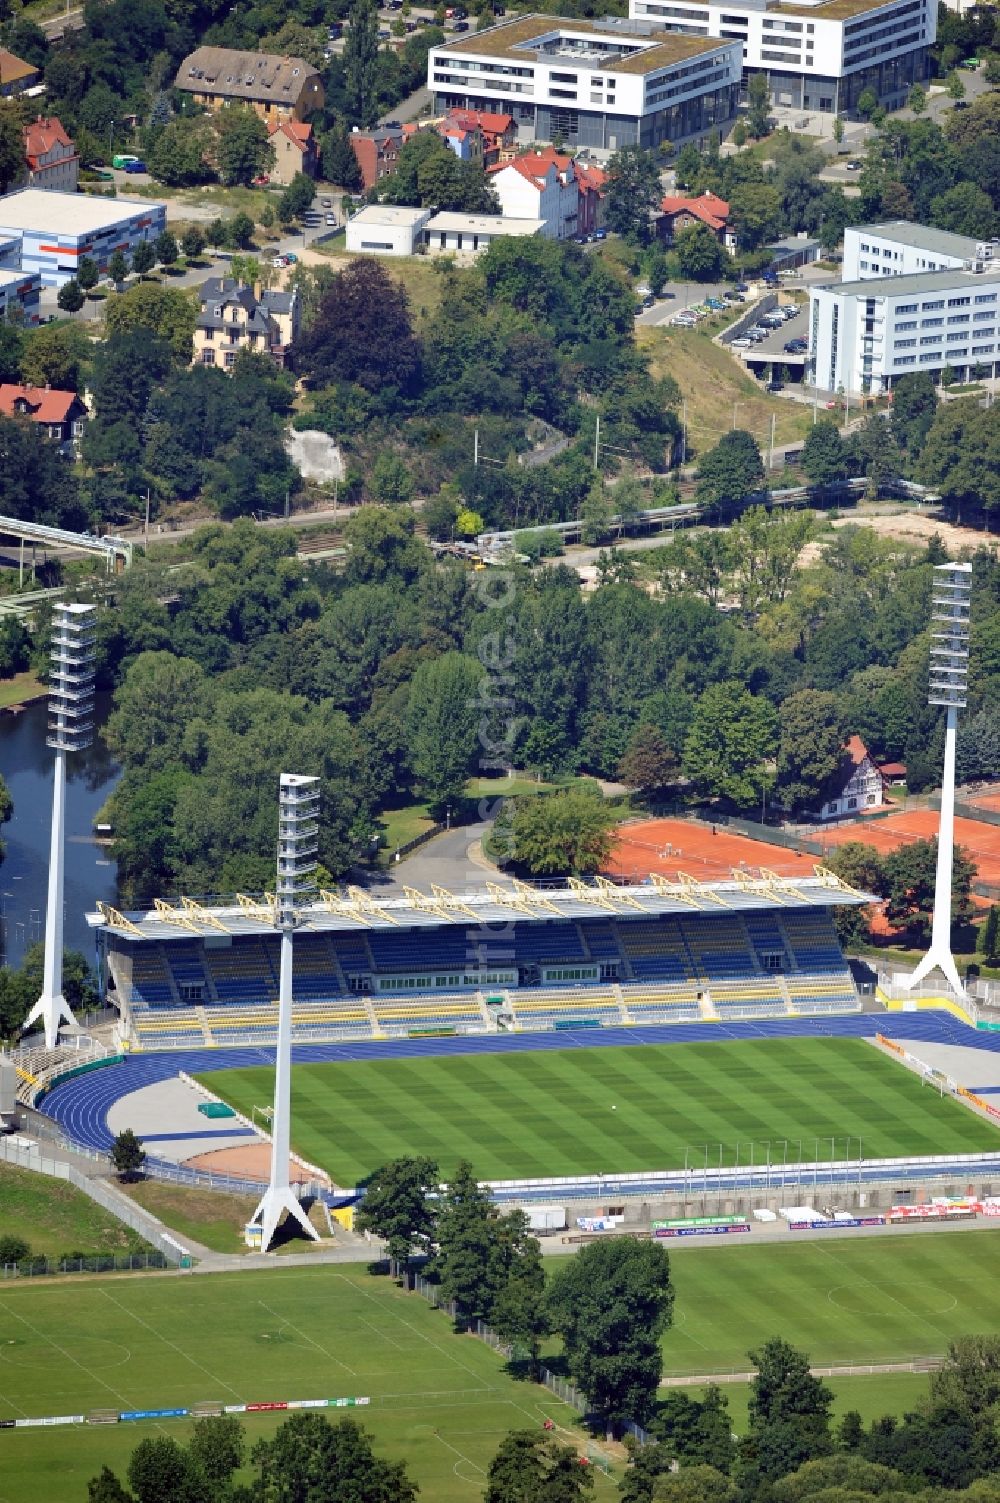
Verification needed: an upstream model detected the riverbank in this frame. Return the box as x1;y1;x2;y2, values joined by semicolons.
0;672;45;712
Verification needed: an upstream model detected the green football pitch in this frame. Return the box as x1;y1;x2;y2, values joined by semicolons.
4;1233;1000;1503
197;1036;1000;1184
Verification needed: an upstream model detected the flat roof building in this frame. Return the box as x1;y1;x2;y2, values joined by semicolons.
428;14;743;150
346;205;432;256
809;265;1000;397
0;188;166;286
0;267;41;325
843;221;1000;281
423;211;545;254
628;0;935;115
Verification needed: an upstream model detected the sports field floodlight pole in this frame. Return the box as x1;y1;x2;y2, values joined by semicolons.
252;773;322;1254
25;603;97;1050
903;561;972;998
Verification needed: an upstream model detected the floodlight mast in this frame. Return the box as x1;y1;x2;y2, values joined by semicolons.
902;562;972;997
25;603;97;1050
251;773;322;1253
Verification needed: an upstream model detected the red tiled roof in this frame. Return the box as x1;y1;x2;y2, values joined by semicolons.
878;761;907;777
0;384;80;424
845;733;871;767
444;107;513;135
24;115;75;166
268;120;312;147
660;191;730;231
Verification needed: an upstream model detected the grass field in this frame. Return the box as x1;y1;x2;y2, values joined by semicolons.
3;1233;1000;1503
675;1375;930;1432
120;1182;258;1256
197;1037;1000;1185
0;1265;598;1503
0;1164;150;1259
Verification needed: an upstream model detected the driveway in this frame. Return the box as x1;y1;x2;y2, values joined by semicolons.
378;821;513;895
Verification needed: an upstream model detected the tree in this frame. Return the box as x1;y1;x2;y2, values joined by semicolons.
154;231;178;268
947;70;967;101
890;371;937;458
857;88;879;119
742;1339;834;1484
405;651;483;812
820;840;888;945
908;83;926;114
344;0;382;127
930;180;997;238
772;1453;908;1501
146;117;214;186
655;1386;736;1472
251;1414;417;1503
696;429;765;513
981;903;1000;964
604;144;662;242
919;399;1000;521
104;282;197;363
354;1156;438;1277
187;1413;245;1488
931;1337;1000;1418
729;183;782;249
108;250;129;288
545;1239;674;1435
883;835;975;942
322;125;364;190
77;256;99;293
653;1466;737;1503
746;72;772;137
833;115;844;143
215;105;274;186
484;1431;595;1503
674;221;724;281
491;1218;549;1378
0;102;24;194
294;259;422;396
111;1127;146;1181
127;1436;206;1503
682;681;778;809
87;1467;135;1503
131;240;156;279
432;1159;500;1327
181;226;206;260
370;451;414;504
801;420;849;487
775;691;846;814
57;279;85;314
490;784;618;876
618;723;677;799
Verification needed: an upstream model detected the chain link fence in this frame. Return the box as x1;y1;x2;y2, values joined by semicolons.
2;1251;170;1280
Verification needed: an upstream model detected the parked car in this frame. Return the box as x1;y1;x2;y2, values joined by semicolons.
784;340;806;353
285;252;298;263
326;214;337;226
766;380;784;392
271;255;289;268
253;174;270;186
846;159;862;170
593;227;607;240
124;160;147;173
731;338;753;349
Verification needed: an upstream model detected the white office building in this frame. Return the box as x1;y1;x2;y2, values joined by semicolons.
809;266;1000;397
428;14;743;150
843;221;1000;281
628;0;935;114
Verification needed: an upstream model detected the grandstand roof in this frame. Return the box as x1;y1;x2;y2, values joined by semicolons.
89;872;869;944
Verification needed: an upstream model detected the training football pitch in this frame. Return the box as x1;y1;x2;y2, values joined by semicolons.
197;1037;1000;1184
4;1233;1000;1503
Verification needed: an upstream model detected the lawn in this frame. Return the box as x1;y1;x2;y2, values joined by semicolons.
637;324;815;455
0;1265;599;1503
309;244;447;329
0;1163;149;1259
651;1229;1000;1374
0;671;45;710
196;1036;1000;1186
120;1181;258;1256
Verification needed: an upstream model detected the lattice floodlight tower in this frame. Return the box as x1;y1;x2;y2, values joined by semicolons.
25;603;97;1049
251;773;322;1253
902;561;972;997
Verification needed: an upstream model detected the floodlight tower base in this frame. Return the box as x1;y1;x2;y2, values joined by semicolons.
25;748;77;1049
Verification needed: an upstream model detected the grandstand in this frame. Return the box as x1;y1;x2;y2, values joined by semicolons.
89;872;869;1050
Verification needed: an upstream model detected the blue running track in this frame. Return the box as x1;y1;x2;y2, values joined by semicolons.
39;1010;999;1173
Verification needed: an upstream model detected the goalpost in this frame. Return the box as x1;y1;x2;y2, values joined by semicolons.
252;1104;273;1130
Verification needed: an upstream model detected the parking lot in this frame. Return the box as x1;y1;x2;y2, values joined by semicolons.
731;305;809;379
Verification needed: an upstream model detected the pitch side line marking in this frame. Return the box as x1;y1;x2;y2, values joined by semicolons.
1;1300;135;1411
255;1300;357;1376
98;1288;244;1401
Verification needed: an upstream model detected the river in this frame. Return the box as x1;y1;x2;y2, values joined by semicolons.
0;694;121;969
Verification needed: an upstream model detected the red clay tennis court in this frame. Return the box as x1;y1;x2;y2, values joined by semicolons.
814;808;1000;887
606;817;817;884
962;785;1000;815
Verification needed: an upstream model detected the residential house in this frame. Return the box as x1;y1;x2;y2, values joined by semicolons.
439;118;483;165
0;384;87;448
350;126;405;191
267;120;317;184
488;148;604;240
812;735;887;821
0;49;39;98
440;108;515;168
174;47;324;124
194;278;299;370
658;191;734;249
24;116;79;193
